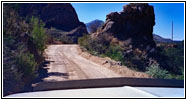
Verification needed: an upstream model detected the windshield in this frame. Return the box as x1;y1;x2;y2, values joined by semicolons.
2;2;185;98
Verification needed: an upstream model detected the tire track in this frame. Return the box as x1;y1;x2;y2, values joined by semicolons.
33;44;122;90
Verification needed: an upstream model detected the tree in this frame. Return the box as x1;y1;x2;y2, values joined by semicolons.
30;17;48;55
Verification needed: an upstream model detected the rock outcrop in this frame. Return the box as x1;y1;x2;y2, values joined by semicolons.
97;3;156;50
18;3;83;31
15;3;88;43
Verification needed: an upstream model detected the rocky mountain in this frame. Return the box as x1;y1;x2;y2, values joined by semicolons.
93;3;156;51
13;3;88;43
86;19;104;33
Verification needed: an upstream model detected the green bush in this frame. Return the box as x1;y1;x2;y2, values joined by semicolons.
30;17;48;56
78;34;109;56
3;5;49;95
89;38;108;55
79;35;124;62
156;42;184;75
16;53;37;79
105;45;124;62
78;34;89;48
146;63;170;79
164;47;184;74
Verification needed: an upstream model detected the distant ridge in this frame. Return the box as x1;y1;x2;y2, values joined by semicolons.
153;34;181;43
86;19;104;33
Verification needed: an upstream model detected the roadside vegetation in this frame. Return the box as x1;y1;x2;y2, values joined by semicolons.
3;5;48;96
78;34;184;80
3;3;184;97
30;17;48;56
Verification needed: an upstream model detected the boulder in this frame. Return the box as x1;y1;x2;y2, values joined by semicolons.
99;3;156;50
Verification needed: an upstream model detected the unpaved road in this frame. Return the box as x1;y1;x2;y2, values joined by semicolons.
42;44;122;82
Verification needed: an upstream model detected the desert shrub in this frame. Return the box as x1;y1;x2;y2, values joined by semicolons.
175;70;184;80
3;5;28;36
79;34;148;71
164;47;184;74
3;63;25;96
105;45;124;62
3;5;48;96
30;17;48;55
78;34;184;80
78;34;90;48
3;45;25;96
89;38;108;55
128;56;147;71
60;35;74;44
3;34;16;47
16;53;38;79
3;3;21;11
78;34;110;56
155;42;184;75
146;63;170;79
148;42;184;79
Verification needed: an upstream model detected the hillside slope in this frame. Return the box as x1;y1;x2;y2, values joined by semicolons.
10;3;88;43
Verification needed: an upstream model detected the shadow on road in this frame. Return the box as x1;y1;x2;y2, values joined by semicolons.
32;60;50;83
48;72;69;77
33;60;69;83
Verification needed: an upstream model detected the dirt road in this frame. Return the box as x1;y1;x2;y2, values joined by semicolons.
42;44;121;82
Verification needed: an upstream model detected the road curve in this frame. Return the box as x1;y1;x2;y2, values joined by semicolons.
42;44;122;82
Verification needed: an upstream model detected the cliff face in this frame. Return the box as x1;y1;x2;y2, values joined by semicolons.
18;3;81;31
98;3;156;50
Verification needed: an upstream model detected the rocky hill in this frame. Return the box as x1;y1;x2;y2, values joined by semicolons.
79;3;184;78
13;3;88;43
94;3;156;51
17;3;82;31
80;3;157;71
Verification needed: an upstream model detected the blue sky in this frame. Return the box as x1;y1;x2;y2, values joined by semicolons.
72;3;184;40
